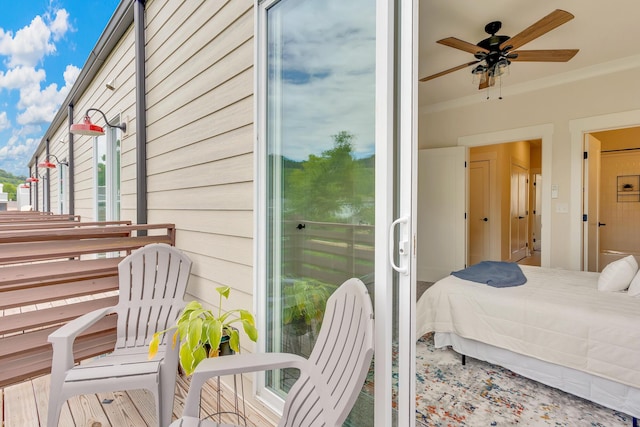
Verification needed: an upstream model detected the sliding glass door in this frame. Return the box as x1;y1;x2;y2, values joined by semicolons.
257;0;417;425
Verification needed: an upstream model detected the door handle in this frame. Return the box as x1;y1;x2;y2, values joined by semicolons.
481;217;488;222
518;216;525;219
598;222;606;227
389;216;409;275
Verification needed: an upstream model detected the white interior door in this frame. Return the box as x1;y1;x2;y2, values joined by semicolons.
584;135;601;271
417;147;468;281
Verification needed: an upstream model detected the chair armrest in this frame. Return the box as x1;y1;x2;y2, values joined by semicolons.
193;352;307;378
183;352;308;418
47;306;116;370
48;306;115;344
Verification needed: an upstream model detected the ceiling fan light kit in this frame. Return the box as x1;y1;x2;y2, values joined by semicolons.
420;9;579;99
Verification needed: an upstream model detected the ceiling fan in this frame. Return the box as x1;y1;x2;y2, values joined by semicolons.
420;9;579;89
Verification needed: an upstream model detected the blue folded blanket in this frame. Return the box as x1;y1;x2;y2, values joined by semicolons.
451;261;527;288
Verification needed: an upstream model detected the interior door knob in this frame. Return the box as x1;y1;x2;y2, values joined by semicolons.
482;217;488;222
598;222;606;227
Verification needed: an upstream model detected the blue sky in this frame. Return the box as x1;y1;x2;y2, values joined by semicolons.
0;0;120;177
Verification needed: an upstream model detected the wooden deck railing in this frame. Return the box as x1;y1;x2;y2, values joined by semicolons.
0;213;176;388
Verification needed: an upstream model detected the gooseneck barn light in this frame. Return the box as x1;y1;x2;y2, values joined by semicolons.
37;154;69;169
69;108;126;136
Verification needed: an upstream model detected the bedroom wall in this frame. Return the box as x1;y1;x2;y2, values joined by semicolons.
419;65;640;269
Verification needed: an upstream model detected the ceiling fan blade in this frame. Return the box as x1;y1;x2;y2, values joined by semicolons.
500;9;574;51
511;49;579;62
419;61;480;82
438;37;489;55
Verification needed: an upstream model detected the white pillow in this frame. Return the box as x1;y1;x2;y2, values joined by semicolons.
597;255;638;292
628;268;640;297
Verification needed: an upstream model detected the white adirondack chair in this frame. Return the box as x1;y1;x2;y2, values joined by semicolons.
47;243;193;427
170;277;375;427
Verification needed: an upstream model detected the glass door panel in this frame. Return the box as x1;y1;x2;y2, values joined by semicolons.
263;0;376;423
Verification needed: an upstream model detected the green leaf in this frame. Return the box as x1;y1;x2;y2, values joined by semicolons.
179;342;195;375
188;308;206;321
193;345;207;370
216;286;230;299
228;328;240;353
181;301;202;318
187;317;203;350
241;320;258;342
238;310;256;326
206;318;222;355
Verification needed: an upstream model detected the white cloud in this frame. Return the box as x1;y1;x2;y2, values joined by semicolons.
0;66;46;90
16;64;79;125
0;111;10;131
269;0;376;161
0;9;70;68
48;9;70;42
0;7;74;176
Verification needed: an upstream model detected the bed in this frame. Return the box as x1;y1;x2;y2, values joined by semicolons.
416;264;640;420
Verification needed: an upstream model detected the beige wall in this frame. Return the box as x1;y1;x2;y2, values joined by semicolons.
143;0;255;346
420;66;640;268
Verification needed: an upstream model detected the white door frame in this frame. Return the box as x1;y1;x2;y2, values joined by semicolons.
569;109;640;270
375;0;417;425
458;124;553;268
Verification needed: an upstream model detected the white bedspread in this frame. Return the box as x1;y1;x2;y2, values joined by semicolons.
416;265;640;388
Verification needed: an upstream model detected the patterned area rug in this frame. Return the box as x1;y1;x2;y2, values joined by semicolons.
416;333;635;426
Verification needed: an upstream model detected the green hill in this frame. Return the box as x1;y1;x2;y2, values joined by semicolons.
0;169;27;202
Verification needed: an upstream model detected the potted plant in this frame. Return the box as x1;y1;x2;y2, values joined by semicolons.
282;279;332;336
148;286;258;375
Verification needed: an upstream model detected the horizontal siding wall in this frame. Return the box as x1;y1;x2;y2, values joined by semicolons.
75;28;137;222
144;0;256;350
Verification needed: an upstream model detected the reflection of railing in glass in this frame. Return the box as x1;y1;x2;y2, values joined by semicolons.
283;220;374;286
276;220;375;391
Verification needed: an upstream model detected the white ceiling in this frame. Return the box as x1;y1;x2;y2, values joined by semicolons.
418;1;640;109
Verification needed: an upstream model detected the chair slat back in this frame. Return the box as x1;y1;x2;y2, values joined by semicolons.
115;243;192;349
280;278;374;427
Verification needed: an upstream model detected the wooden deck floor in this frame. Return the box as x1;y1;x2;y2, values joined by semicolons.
1;291;277;427
1;371;277;426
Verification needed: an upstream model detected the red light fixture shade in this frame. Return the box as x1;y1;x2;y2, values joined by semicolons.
38;160;57;169
20;184;30;189
26;176;39;183
69;115;105;136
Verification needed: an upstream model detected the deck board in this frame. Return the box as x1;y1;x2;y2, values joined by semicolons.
2;372;277;426
97;390;149;426
4;380;39;427
66;393;111;427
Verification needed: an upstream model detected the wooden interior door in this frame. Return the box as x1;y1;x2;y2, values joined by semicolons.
510;164;529;261
469;160;490;266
